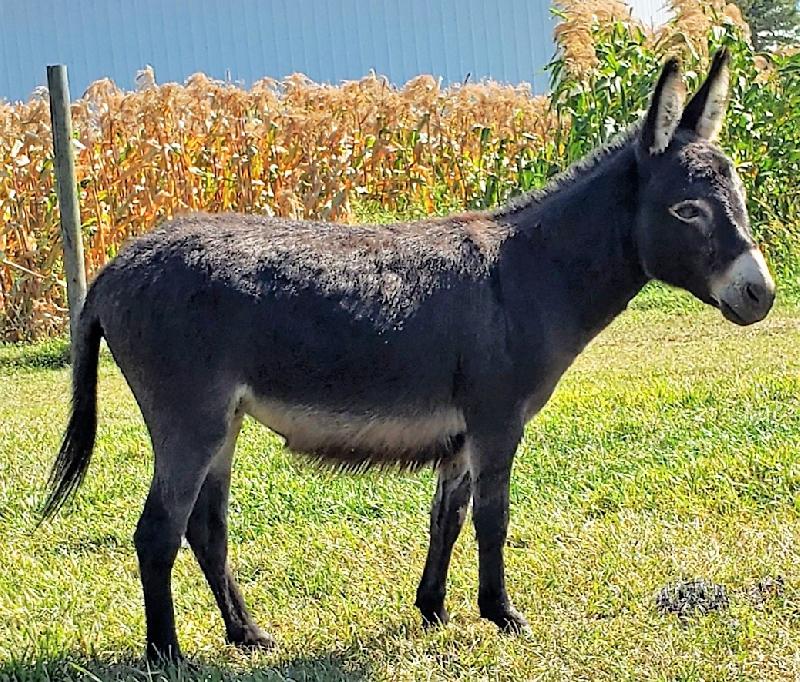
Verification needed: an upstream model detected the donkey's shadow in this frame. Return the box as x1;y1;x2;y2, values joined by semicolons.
0;649;369;681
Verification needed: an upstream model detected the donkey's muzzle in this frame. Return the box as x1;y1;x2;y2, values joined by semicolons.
711;248;776;326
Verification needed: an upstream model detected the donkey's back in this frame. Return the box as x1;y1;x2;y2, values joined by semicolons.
97;211;502;328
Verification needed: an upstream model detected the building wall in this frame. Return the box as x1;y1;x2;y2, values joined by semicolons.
0;0;665;102
629;0;673;26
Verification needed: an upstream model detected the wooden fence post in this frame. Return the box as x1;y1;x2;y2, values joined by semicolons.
47;64;87;361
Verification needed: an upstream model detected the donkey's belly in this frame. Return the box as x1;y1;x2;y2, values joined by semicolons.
241;389;467;468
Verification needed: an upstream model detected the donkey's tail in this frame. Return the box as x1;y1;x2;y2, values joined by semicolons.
41;299;103;520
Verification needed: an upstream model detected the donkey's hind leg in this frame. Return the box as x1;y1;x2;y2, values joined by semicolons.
133;399;234;661
185;413;274;649
415;446;472;626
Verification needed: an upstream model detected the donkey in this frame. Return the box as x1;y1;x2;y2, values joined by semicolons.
44;50;774;660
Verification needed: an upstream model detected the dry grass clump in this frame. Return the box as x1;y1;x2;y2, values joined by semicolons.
661;0;751;58
669;0;751;43
554;0;751;79
555;0;647;76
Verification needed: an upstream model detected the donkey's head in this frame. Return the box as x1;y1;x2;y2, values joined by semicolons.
634;50;775;325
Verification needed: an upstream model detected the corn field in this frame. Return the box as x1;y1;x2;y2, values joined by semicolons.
1;0;798;340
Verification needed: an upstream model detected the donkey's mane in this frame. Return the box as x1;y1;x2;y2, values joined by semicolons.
491;123;641;220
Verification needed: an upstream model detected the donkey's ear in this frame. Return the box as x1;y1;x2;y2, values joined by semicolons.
640;58;686;156
679;48;731;141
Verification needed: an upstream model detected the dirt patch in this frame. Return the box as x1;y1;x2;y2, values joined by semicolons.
656;576;786;618
656;579;729;617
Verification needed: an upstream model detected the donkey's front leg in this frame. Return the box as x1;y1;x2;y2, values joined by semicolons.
470;427;530;634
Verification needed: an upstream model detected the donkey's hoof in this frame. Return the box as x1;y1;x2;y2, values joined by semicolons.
499;610;531;635
228;625;276;650
481;605;531;635
145;642;184;664
416;592;449;627
419;605;450;628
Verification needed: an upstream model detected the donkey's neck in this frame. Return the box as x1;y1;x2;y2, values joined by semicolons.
507;142;648;343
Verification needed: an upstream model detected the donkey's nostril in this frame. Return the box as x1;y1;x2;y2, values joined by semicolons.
745;283;762;304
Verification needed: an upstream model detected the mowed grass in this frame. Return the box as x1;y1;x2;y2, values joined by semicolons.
2;291;800;681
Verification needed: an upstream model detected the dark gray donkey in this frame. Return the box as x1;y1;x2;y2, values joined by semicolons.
44;51;775;660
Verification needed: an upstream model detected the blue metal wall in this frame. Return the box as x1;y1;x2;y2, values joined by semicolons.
0;1;663;102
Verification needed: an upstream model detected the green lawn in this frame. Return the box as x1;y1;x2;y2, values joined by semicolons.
2;290;800;681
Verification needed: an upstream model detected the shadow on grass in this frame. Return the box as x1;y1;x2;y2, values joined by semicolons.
0;650;369;681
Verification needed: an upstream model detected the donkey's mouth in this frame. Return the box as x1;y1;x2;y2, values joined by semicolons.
718;299;749;326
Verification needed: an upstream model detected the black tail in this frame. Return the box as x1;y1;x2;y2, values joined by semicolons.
41;303;103;519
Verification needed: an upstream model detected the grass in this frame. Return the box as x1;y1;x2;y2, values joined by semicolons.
2;290;800;681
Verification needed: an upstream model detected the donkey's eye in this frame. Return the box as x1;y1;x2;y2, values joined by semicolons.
671;202;703;222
